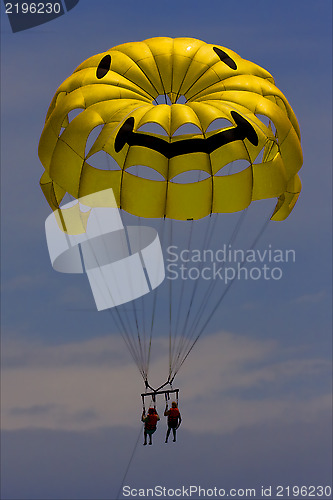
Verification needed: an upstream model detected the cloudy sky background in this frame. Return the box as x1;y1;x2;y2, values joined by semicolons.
1;1;332;499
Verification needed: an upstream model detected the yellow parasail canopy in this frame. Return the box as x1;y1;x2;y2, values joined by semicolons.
39;37;302;221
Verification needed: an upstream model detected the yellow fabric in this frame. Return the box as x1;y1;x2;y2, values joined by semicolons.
52;188;118;234
39;37;302;221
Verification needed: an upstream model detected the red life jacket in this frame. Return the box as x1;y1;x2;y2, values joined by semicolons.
145;413;158;430
167;408;180;428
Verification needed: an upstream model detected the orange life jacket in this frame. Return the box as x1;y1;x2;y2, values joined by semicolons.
145;413;158;430
167;408;180;427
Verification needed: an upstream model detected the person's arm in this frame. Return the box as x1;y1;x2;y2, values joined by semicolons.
177;413;182;428
164;407;170;416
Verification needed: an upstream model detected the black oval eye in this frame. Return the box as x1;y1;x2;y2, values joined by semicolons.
96;54;111;79
213;47;237;70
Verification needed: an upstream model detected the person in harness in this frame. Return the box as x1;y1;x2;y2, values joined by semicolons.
164;401;182;443
142;407;160;445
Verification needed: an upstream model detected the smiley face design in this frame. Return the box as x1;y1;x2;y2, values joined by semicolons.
39;37;302;220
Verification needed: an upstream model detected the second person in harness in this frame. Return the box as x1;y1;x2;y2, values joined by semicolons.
164;401;181;443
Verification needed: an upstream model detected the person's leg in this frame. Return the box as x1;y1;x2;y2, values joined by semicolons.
143;429;147;445
165;427;171;443
172;427;176;442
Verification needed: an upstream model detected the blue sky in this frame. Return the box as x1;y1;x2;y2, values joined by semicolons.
1;1;332;499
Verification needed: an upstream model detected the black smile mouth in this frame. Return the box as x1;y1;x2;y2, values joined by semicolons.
114;111;258;158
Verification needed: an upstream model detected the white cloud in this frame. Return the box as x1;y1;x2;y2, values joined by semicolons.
292;290;327;304
2;272;47;292
2;331;331;434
